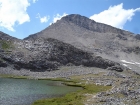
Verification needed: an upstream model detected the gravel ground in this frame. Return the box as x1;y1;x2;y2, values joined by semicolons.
0;66;108;78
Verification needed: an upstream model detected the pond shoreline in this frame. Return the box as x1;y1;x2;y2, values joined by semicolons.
0;66;140;105
0;66;110;104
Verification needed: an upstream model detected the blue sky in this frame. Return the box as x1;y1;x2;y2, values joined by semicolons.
0;0;140;39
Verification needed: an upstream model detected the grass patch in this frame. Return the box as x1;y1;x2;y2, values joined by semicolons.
33;77;111;105
0;74;28;79
0;40;14;51
0;40;11;49
33;92;83;105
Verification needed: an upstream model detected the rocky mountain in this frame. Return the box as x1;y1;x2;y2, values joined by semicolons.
25;14;140;73
0;34;123;72
0;14;140;73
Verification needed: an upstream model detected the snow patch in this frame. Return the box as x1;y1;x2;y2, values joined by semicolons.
122;64;128;67
121;60;140;68
135;62;140;65
121;60;135;64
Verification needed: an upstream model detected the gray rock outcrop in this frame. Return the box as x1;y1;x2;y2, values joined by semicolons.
0;37;123;72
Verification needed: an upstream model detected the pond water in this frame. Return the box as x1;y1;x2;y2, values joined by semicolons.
0;78;82;105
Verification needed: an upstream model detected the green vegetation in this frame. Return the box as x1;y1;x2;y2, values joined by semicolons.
0;40;14;51
33;77;111;105
33;92;83;105
0;74;28;79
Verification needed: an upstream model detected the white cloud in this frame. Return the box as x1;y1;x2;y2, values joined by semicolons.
52;13;68;23
40;16;49;23
33;0;38;3
90;3;140;29
0;0;30;31
36;13;50;23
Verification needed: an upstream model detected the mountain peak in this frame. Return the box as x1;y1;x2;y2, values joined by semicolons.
61;14;96;29
61;14;132;35
62;14;95;22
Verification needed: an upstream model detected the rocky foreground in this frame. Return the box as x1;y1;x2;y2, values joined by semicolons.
83;69;140;105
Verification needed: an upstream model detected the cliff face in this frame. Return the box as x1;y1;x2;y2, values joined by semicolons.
0;14;140;73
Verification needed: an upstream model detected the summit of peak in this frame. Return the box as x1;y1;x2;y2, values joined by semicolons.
62;14;96;23
60;14;130;35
